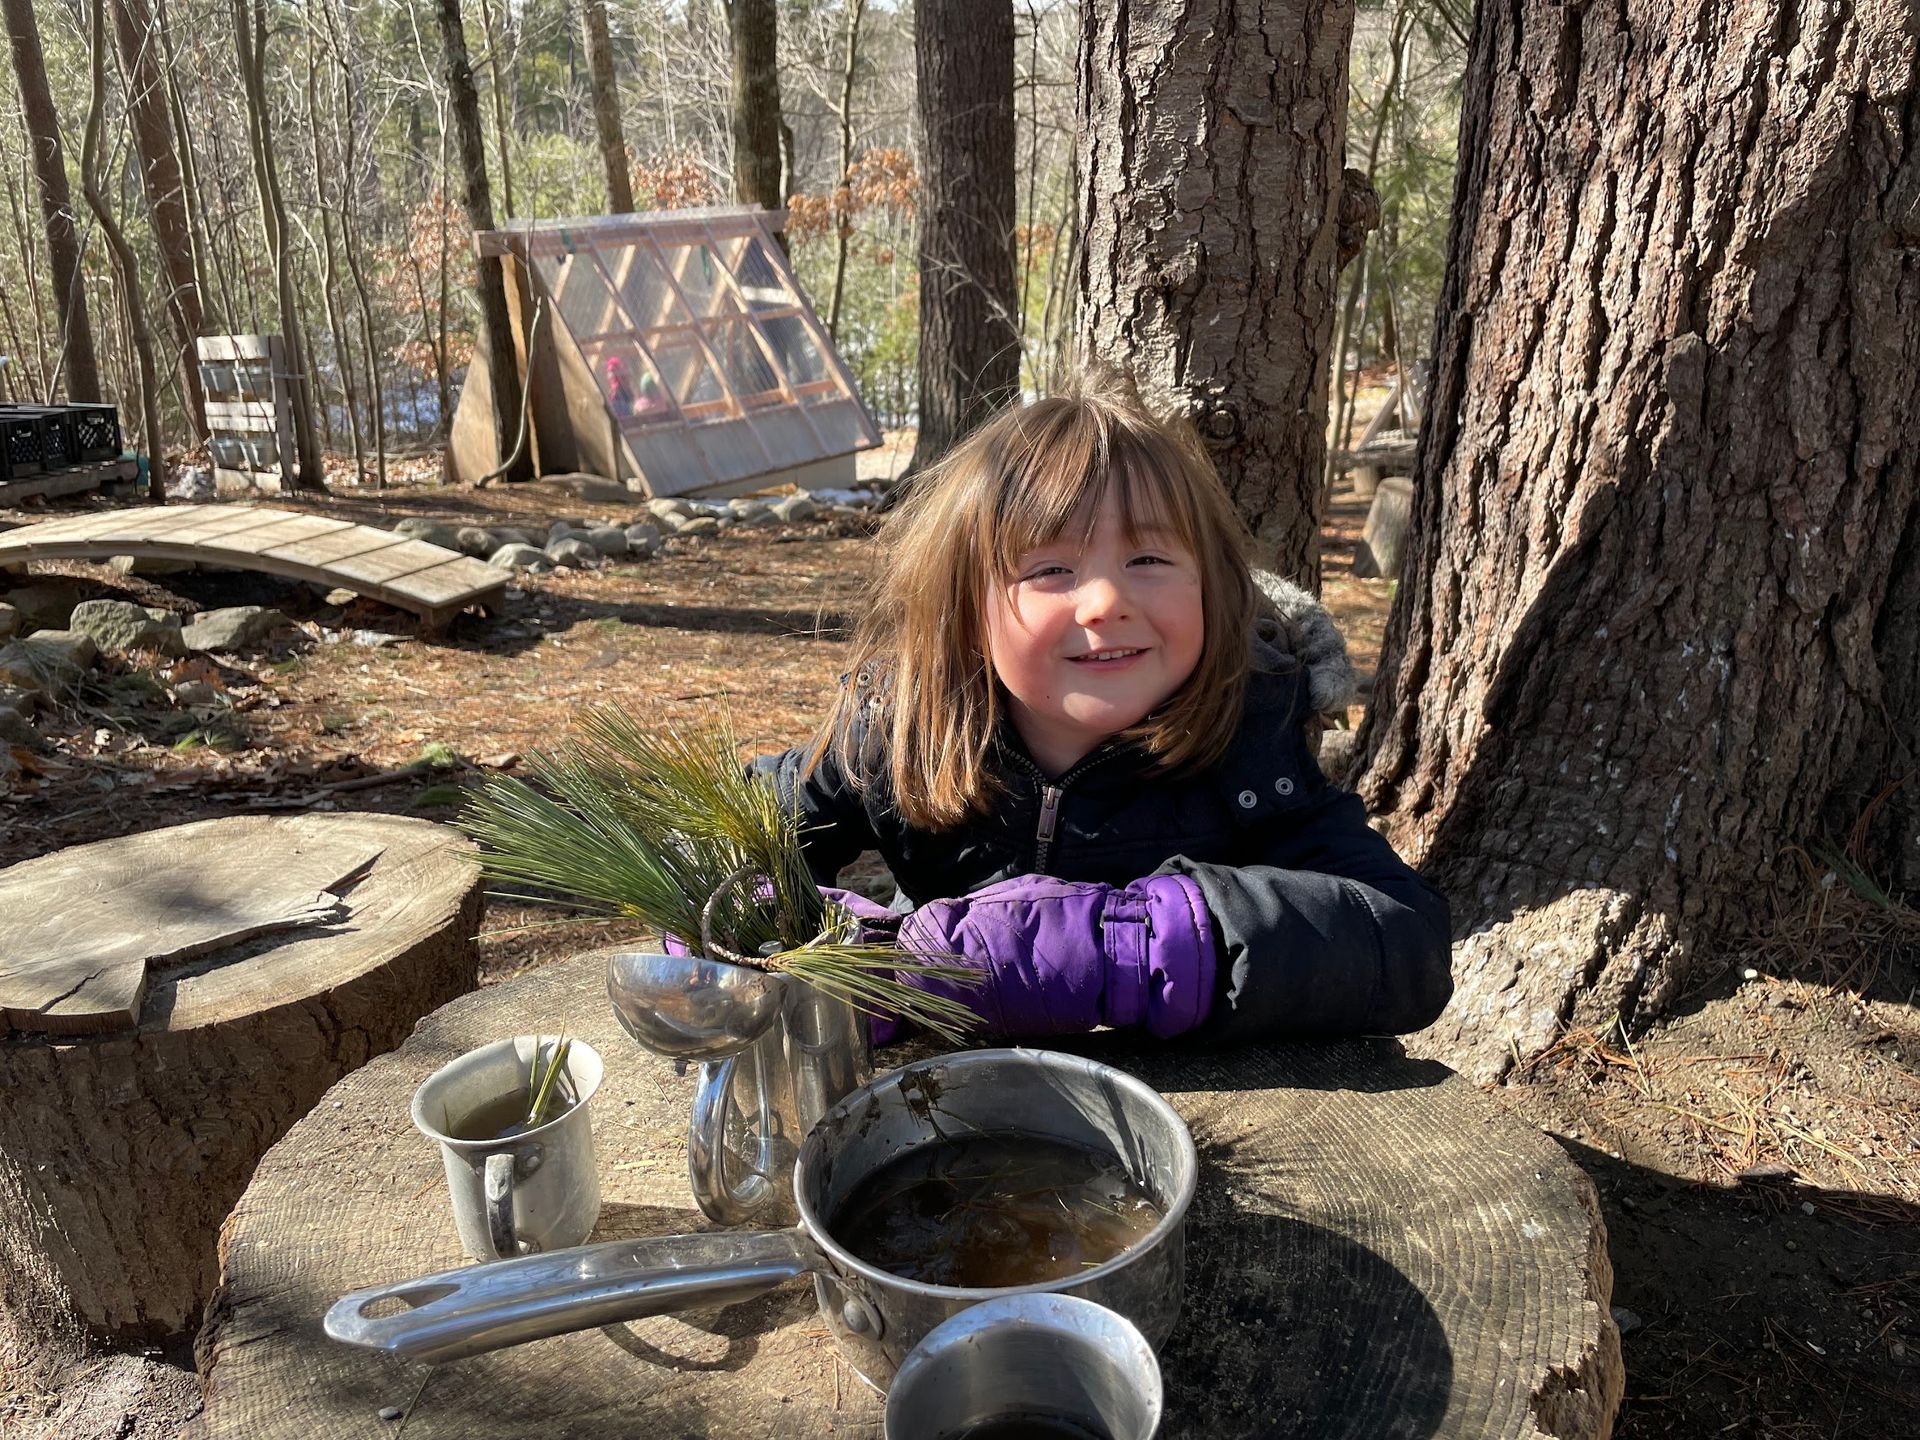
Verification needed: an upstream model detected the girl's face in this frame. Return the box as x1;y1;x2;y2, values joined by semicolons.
985;495;1205;777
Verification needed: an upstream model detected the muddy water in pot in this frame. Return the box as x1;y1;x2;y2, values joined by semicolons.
833;1134;1163;1289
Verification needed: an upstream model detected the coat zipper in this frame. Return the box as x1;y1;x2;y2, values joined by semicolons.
1013;746;1128;875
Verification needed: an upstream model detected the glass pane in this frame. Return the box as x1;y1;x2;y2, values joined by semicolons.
611;245;689;333
667;242;728;317
763;315;830;386
543;252;623;340
706;315;783;401
730;235;789;308
650;337;725;408
582;340;674;426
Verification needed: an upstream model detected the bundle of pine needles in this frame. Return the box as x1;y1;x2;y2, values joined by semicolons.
457;709;981;1043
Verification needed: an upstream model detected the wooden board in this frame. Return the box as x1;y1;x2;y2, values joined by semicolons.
0;505;506;627
0;826;387;1034
199;951;1623;1440
0;814;485;1349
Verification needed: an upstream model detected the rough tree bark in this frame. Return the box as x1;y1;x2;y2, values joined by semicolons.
576;0;632;213
436;0;529;481
826;0;867;342
4;0;104;403
728;0;785;250
910;0;1018;473
1076;0;1376;587
1358;0;1920;1084
110;0;206;441
232;0;325;489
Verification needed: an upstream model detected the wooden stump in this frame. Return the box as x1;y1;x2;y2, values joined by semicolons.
200;951;1621;1440
0;814;483;1348
1354;475;1415;580
1351;463;1383;499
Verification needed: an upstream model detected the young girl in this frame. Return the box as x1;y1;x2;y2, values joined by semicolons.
755;372;1452;1042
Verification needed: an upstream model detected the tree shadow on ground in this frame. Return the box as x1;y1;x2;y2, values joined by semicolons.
1559;1138;1919;1438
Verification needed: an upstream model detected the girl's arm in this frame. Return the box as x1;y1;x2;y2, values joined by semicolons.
749;743;881;887
1155;784;1454;1039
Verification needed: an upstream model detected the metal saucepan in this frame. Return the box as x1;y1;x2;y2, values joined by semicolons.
324;1048;1197;1390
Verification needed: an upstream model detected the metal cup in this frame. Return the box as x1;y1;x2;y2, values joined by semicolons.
411;1037;605;1261
883;1294;1164;1440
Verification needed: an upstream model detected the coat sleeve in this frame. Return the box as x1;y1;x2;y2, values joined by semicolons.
1154;781;1454;1039
749;742;880;887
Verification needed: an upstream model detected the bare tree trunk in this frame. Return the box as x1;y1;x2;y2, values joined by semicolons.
476;0;517;218
727;0;784;228
575;0;632;213
321;0;385;486
153;0;218;332
232;0;324;489
1358;0;1920;1084
109;0;206;441
910;0;1018;472
4;0;104;402
825;0;866;341
81;0;163;500
1076;0;1373;587
307;38;362;484
436;0;528;481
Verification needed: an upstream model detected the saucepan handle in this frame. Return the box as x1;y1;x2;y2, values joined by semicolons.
323;1228;817;1365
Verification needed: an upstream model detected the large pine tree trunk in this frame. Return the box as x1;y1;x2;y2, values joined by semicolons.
4;0;104;403
1076;0;1374;586
910;0;1018;473
576;0;632;214
1359;0;1920;1084
110;0;206;441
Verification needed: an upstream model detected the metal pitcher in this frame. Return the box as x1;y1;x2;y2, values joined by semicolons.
607;948;871;1224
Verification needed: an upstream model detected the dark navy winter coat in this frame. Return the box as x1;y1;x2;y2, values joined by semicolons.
756;638;1454;1039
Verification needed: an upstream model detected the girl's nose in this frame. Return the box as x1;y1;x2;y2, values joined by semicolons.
1074;572;1130;624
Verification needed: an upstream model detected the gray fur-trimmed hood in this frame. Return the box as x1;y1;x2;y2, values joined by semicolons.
1250;570;1358;717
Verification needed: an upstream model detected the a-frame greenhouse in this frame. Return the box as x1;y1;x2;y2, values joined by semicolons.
449;206;880;496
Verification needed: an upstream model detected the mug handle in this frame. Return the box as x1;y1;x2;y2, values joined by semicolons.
484;1152;537;1258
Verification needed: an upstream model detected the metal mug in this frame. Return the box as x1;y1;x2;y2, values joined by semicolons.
885;1294;1164;1440
411;1036;605;1261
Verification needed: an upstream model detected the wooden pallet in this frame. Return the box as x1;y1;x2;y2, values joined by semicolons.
0;504;506;630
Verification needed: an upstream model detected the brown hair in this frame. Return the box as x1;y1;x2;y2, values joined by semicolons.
818;369;1257;830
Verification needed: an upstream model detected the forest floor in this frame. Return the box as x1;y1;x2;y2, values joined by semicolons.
0;439;1914;1439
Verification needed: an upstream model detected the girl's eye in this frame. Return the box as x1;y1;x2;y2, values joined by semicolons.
1021;563;1071;581
1129;553;1175;567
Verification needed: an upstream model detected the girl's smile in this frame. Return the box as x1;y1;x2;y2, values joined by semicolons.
985;498;1205;776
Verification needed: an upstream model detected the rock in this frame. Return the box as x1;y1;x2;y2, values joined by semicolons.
582;525;630;558
0;697;32;744
624;522;663;554
678;516;720;537
545;471;631;503
181;606;289;653
773;494;820;523
490;527;536;549
455;526;496;558
4;581;85;634
323;588;357;607
392;518;463;549
170;679;220;707
488;543;552;572
0;603;16;640
68;599;186;658
0;631;98;701
646;497;693;522
546;537;602;568
1610;1306;1643;1337
108;554;196;577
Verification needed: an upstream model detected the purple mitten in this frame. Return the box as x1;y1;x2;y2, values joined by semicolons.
892;873;1215;1040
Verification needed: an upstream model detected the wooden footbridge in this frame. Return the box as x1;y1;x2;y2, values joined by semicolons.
0;505;505;631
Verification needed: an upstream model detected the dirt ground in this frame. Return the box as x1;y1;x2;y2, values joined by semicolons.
1;450;1914;1438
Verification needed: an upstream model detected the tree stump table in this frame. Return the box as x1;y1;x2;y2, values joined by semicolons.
200;950;1622;1440
0;813;483;1352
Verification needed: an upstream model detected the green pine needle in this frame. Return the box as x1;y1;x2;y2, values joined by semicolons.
456;708;982;1043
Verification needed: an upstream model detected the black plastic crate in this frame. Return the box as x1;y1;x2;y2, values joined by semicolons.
0;409;47;480
66;403;121;461
10;407;76;469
